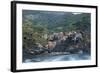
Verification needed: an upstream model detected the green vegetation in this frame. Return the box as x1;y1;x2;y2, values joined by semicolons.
23;20;48;49
22;10;91;52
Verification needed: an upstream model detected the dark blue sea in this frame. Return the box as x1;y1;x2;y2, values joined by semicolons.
23;53;90;63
